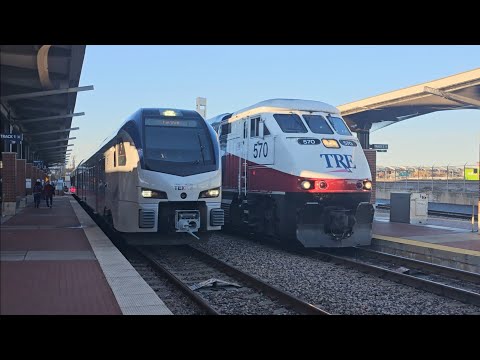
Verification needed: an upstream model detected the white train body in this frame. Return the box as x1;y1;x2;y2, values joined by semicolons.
73;108;224;244
209;99;374;248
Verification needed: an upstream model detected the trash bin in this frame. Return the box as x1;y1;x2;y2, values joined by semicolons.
390;192;428;224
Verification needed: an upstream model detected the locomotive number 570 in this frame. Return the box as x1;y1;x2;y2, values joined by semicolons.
253;141;268;158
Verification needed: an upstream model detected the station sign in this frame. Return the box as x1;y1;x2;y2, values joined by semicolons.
370;144;388;150
33;160;45;169
1;133;23;144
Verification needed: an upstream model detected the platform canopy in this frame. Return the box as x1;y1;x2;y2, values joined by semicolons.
0;45;91;165
338;68;480;133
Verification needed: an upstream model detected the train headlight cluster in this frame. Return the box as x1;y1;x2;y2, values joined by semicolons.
321;139;340;148
141;188;168;199
318;180;328;189
300;180;312;190
199;187;220;198
363;180;372;190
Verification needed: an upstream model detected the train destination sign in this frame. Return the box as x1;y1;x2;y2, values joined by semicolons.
145;118;197;127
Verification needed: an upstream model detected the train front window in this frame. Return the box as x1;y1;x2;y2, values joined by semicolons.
327;116;352;136
144;116;215;175
273;114;308;133
303;115;334;134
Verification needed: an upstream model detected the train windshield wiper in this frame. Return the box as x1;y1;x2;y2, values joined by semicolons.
197;132;205;165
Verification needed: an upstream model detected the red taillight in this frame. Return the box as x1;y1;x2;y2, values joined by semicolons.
70;186;76;193
318;180;328;189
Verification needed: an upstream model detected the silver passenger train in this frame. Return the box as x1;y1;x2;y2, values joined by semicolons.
208;99;374;248
72;108;224;244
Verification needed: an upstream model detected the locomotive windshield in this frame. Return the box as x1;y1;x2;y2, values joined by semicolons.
326;116;352;136
273;114;308;133
143;116;216;176
303;115;334;134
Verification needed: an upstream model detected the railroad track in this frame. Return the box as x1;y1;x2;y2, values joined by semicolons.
304;247;480;307
134;245;329;315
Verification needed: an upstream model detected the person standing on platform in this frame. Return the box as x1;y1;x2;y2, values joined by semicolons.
33;180;43;208
44;180;55;208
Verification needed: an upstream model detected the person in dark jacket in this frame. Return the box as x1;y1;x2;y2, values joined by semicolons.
43;180;55;208
33;179;43;208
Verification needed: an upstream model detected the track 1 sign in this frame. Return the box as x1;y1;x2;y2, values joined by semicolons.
370;144;388;150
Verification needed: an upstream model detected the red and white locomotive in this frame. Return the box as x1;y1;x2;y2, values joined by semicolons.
209;99;374;248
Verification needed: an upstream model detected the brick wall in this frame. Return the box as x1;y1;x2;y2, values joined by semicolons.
363;149;376;204
2;152;17;202
26;163;33;195
16;159;26;197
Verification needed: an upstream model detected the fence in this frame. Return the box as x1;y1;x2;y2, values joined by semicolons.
376;165;479;194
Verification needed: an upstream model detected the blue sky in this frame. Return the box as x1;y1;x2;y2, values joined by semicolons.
71;45;480;168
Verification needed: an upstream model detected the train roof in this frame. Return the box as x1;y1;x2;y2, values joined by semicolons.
230;99;340;120
207;113;232;126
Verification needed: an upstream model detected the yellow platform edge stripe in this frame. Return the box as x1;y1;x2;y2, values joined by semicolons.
372;234;480;257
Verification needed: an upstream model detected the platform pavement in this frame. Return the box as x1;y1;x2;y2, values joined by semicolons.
0;195;172;315
372;212;480;272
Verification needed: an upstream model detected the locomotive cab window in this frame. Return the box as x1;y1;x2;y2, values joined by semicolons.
221;122;231;136
117;140;127;166
327;115;352;136
263;123;270;136
303;115;334;134
273;114;308;133
250;117;261;137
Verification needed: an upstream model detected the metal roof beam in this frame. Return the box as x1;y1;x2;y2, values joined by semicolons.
424;86;480;108
1;85;94;101
0;52;69;74
42;153;71;159
18;112;85;124
43;152;71;157
34;137;76;145
36;144;74;151
29;127;79;136
13;105;66;114
36;145;74;152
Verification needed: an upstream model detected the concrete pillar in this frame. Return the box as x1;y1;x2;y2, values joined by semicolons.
16;159;26;207
1;152;17;216
364;149;377;205
26;163;33;195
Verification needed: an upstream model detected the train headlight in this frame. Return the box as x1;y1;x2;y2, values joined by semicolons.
321;139;340;148
363;180;372;190
199;187;220;198
141;188;168;199
300;180;312;190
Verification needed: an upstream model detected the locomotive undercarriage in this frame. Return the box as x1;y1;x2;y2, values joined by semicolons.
223;191;374;248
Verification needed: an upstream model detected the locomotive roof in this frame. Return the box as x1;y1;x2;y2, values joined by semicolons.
231;99;340;119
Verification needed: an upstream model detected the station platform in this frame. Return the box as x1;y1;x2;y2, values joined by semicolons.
0;195;172;315
372;213;480;273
